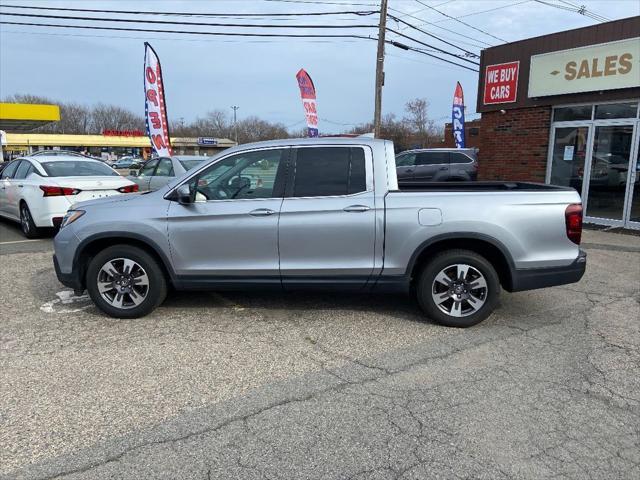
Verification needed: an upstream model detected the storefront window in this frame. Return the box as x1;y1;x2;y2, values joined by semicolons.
553;105;592;122
594;102;638;120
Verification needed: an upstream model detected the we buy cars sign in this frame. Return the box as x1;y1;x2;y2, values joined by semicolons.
483;61;519;105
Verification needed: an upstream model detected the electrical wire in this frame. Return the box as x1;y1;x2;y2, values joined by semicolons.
386;28;479;66
387;13;479;58
0;10;379;29
533;0;611;22
412;0;508;43
0;3;379;19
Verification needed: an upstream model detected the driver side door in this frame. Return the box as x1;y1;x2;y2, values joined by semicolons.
167;147;289;282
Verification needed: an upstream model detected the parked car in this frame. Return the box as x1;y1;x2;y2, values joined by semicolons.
29;150;87;158
395;148;478;183
0;155;138;238
112;157;143;170
129;156;207;192
53;138;585;327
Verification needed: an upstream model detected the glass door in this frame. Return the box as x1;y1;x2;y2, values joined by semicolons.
624;123;640;229
584;124;635;224
547;125;590;195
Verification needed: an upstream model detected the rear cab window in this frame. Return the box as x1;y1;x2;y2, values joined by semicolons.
291;147;368;197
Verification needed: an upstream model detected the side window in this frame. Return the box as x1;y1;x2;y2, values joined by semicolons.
14;161;32;180
416;152;450;165
293;147;367;197
139;159;158;177
155;158;174;177
450;152;473;164
1;161;20;179
195;148;286;200
396;153;416;167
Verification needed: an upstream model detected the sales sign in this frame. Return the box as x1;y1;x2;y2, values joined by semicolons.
198;137;218;146
295;68;319;138
144;42;172;156
483;61;520;105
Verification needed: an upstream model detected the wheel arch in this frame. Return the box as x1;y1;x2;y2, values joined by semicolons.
407;233;515;291
74;233;176;289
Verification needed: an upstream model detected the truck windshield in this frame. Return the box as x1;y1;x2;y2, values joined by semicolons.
41;161;119;177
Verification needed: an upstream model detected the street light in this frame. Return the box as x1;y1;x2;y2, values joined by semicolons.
231;106;239;144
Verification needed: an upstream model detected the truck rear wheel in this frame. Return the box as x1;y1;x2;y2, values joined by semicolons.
86;245;167;318
416;249;500;327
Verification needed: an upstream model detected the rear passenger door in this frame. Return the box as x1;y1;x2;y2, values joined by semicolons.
0;160;21;218
148;157;174;191
278;146;376;287
413;151;450;182
395;152;416;182
133;159;157;191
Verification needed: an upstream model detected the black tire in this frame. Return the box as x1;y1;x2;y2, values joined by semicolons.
86;245;167;318
20;202;42;239
416;249;500;328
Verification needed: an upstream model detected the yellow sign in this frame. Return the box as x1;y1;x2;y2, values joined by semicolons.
528;38;640;98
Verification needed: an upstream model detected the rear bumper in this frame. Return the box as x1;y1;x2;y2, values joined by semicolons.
509;250;586;292
53;254;83;292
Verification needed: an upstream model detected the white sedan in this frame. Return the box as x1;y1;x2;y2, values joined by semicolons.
0;155;138;238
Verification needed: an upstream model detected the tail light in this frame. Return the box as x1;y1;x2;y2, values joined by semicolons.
40;185;81;197
565;204;583;245
118;184;139;193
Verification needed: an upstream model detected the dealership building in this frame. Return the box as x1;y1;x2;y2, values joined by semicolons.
475;16;639;229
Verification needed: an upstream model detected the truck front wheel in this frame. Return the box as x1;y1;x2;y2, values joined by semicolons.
86;245;167;318
416;249;500;327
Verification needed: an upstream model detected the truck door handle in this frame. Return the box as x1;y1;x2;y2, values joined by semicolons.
406;168;414;173
439;166;447;170
249;208;276;217
18;184;24;188
343;205;370;213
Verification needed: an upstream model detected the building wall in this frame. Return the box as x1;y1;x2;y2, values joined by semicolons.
442;119;482;149
478;106;551;182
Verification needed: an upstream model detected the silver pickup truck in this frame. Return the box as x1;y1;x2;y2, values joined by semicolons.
53;137;586;327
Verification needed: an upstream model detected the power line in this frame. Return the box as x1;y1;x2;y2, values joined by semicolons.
533;0;611;22
387;13;479;58
425;1;531;25
386;28;479;66
412;0;508;43
0;10;379;29
388;5;491;48
0;3;379;18
0;20;379;40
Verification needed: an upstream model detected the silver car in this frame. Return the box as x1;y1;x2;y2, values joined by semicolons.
396;148;478;183
129;156;207;191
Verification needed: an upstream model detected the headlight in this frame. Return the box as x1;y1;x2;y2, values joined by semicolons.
60;209;85;229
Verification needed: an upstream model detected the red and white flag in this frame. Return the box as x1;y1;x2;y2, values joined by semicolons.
144;42;172;156
296;68;319;137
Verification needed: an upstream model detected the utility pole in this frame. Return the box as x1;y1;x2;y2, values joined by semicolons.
231;105;239;144
373;0;389;138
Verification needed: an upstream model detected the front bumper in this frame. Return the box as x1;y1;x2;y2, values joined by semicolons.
509;250;586;292
53;254;84;293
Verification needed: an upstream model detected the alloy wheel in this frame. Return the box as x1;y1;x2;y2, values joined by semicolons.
97;258;150;310
20;205;31;235
431;263;488;317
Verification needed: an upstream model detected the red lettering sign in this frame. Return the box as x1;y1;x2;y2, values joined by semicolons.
483;61;519;105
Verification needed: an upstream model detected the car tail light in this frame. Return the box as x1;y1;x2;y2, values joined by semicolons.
40;185;81;197
118;184;139;193
565;204;583;245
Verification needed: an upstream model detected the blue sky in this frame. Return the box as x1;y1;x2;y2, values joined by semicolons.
1;0;638;132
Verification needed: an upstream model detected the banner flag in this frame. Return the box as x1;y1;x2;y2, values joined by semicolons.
296;69;319;137
452;82;465;149
144;42;172;156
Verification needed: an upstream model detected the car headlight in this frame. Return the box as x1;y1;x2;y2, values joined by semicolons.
60;209;85;229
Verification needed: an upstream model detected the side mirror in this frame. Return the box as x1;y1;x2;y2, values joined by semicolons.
176;183;194;205
129;170;138;176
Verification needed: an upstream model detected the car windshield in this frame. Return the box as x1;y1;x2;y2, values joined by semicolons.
41;161;118;177
179;159;204;171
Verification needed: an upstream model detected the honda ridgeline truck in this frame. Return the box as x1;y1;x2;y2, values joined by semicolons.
53;138;586;327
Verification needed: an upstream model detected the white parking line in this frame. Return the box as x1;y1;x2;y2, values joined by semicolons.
0;239;44;245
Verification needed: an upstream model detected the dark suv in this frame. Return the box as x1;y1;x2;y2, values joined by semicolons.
396;148;478;183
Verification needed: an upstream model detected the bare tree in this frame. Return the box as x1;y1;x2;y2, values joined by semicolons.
403;98;438;147
90;104;144;133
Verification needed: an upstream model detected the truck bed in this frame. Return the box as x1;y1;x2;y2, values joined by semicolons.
396;181;575;192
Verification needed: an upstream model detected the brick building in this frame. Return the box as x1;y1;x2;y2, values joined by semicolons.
442;118;482;149
475;16;639;229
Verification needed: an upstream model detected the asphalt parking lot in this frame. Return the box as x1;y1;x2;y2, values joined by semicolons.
1;219;639;480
